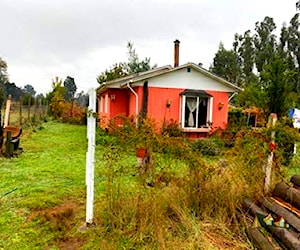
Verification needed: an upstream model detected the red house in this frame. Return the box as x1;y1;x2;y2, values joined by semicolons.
97;41;241;138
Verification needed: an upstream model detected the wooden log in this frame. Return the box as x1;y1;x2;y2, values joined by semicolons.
262;197;300;232
291;175;300;189
273;183;300;210
244;198;267;216
247;227;277;250
243;198;300;250
271;197;300;218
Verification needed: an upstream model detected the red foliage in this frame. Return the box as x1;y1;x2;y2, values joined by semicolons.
61;102;86;125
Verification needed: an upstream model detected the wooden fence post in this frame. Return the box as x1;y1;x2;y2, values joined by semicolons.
19;97;23;126
27;96;31;124
4;95;11;128
264;113;277;194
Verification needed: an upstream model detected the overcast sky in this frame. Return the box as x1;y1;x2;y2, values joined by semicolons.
0;0;298;94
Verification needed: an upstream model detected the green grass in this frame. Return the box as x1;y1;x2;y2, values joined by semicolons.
284;142;300;178
0;121;87;249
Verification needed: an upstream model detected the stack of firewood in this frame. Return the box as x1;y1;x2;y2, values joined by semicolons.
244;175;300;250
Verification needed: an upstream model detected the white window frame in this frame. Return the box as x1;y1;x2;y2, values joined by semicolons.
99;96;104;113
104;94;108;114
181;95;213;129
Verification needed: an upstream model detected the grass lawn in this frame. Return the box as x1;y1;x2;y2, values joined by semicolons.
0;121;89;249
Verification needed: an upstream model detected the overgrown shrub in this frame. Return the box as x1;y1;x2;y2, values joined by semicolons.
272;120;300;165
161;119;183;137
93;142;253;249
60;102;86;125
191;138;224;156
228;107;247;132
96;127;118;146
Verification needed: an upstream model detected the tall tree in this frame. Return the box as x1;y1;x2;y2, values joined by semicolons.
261;54;296;117
47;77;66;119
253;16;277;73
239;30;256;83
210;43;241;85
22;84;36;97
0;57;8;86
63;76;77;101
97;42;156;85
126;41;155;74
285;14;300;93
97;63;128;85
5;82;22;101
0;58;9;108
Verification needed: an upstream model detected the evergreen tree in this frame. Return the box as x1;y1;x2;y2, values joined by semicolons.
63;76;77;101
97;42;156;85
261;54;296;117
210;43;241;85
253;16;277;73
97;63;127;85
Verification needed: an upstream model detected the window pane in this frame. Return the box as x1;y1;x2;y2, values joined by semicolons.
185;97;198;127
198;98;208;127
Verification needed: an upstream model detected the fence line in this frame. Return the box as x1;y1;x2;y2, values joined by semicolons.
1;98;49;128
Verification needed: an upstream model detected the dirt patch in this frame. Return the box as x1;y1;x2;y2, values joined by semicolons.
29;200;86;248
29;201;78;224
50;237;85;250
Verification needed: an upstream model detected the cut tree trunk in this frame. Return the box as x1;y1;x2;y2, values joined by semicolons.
262;197;300;232
273;183;300;210
243;198;300;250
271;197;300;217
290;175;300;189
247;227;277;250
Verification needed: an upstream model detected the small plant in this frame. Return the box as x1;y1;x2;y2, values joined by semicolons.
95;127;118;146
161;119;183;137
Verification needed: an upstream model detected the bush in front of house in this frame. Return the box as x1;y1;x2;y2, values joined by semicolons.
191;138;224;156
60;102;86;125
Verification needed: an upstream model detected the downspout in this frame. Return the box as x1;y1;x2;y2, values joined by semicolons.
127;82;139;128
229;92;238;102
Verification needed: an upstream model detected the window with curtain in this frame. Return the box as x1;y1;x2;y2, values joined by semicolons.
181;90;212;129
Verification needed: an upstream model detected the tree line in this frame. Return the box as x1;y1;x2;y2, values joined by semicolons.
0;57;89;125
210;13;300;118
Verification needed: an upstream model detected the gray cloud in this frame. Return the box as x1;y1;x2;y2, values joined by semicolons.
0;0;296;93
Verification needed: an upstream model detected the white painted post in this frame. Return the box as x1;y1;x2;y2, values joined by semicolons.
86;88;96;225
264;113;277;194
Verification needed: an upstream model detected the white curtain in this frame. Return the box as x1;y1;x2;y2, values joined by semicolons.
187;98;198;127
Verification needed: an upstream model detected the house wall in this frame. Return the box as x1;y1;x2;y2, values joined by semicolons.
206;90;229;130
128;86;143;117
109;89;128;117
137;67;235;92
98;89;128;129
147;87;182;128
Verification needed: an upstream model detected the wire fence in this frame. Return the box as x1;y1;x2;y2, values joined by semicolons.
1;99;50;128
